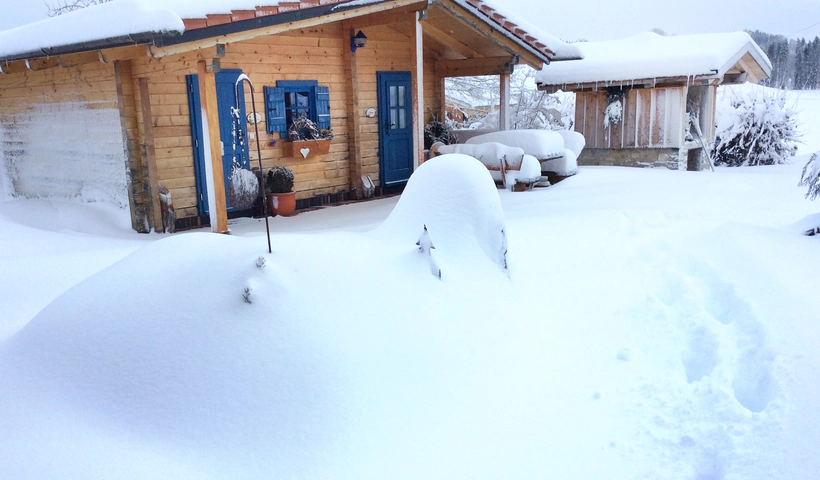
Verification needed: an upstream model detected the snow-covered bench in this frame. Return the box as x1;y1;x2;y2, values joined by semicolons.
540;130;585;179
464;129;584;180
433;142;541;190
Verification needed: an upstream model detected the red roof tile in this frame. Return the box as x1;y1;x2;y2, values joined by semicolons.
177;0;563;61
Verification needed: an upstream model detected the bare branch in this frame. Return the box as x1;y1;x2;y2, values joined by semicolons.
47;0;112;17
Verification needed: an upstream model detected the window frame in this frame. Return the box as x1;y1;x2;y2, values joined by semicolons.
264;80;330;138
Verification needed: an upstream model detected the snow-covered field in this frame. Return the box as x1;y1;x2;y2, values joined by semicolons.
1;92;820;479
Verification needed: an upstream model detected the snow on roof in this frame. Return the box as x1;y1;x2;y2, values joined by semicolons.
0;0;579;65
0;0;184;61
462;0;582;62
535;32;771;87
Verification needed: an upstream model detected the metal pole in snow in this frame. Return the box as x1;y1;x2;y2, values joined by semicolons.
236;74;272;253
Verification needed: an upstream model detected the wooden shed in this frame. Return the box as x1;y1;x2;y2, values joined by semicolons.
0;0;581;233
535;32;771;170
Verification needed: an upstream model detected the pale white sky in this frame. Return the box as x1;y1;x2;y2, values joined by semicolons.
507;0;820;41
0;0;818;41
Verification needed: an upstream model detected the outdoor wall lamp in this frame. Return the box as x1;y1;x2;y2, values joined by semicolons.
350;30;368;52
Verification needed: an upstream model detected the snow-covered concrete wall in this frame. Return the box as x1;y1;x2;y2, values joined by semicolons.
0;101;128;206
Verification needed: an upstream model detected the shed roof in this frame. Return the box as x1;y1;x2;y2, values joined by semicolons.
535;31;771;92
0;0;581;65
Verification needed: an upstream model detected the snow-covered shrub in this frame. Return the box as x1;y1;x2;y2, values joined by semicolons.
265;166;294;194
424;119;453;149
799;152;820;200
445;66;574;131
712;86;799;166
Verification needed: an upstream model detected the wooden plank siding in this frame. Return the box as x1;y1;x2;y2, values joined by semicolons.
576;86;686;152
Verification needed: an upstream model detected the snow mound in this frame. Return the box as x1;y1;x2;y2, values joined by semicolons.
465;129;564;159
378;154;508;272
541;148;579;176
0;232;345;477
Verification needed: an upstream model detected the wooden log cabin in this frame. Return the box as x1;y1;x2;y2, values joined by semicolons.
0;0;581;233
535;32;771;171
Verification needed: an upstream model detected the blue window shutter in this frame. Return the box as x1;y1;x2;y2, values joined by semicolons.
315;85;331;130
264;86;287;135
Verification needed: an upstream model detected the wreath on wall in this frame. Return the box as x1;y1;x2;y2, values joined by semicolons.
288;115;333;141
603;87;627;129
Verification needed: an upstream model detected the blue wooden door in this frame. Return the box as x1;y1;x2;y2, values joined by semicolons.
377;72;414;186
216;70;251;211
186;75;208;216
187;71;251;214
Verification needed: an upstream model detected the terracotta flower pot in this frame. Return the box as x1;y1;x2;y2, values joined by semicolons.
268;192;297;217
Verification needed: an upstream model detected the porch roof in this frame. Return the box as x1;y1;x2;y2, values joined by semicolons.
535;31;771;92
0;0;581;67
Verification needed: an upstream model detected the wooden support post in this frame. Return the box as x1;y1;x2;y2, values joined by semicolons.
197;60;229;233
345;27;365;198
411;10;425;167
499;73;511;130
439;75;447;127
114;60;149;233
137;78;163;233
706;85;717;144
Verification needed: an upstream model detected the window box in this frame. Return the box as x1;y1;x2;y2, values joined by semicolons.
282;138;331;158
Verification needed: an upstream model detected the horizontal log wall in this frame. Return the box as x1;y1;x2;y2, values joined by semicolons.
575;87;686;150
127;25;349;219
0;16;445;225
0;61;129;206
349;23;440;185
131;19;439;220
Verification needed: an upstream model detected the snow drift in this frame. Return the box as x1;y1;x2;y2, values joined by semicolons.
378;153;508;272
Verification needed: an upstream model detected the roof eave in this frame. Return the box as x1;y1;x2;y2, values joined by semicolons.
0;31;177;63
536;72;723;92
152;0;399;49
715;41;772;80
445;0;558;67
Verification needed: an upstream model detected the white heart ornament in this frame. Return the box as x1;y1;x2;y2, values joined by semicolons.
300;147;310;158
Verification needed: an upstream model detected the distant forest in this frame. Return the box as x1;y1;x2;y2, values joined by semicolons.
747;30;820;90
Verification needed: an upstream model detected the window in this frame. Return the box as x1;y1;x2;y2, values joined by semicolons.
264;80;331;137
